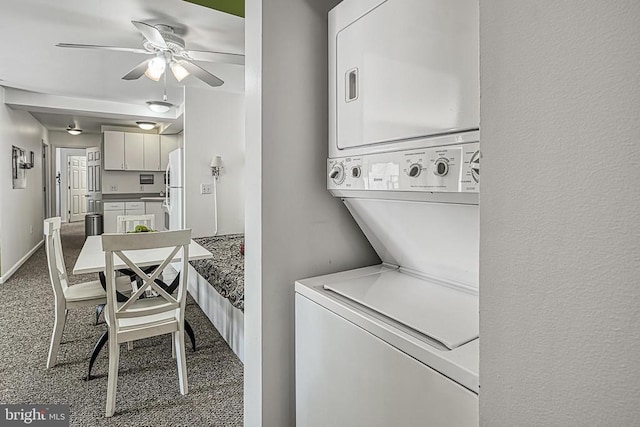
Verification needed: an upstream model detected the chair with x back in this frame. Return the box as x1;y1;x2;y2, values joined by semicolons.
44;217;131;368
116;214;155;233
101;229;191;417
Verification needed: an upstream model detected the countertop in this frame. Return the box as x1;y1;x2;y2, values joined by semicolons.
102;193;165;202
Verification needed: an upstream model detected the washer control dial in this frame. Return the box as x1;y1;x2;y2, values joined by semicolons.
408;163;422;178
351;166;362;178
433;158;450;177
329;163;345;184
470;150;480;183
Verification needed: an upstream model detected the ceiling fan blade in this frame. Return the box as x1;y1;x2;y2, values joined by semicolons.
122;59;151;80
132;21;168;49
56;43;150;54
179;60;224;87
182;50;245;65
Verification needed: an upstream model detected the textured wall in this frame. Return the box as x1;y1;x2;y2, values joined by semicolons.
0;87;48;281
244;0;379;425
480;1;640;425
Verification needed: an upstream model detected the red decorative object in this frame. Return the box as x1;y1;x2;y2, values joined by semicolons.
240;242;245;255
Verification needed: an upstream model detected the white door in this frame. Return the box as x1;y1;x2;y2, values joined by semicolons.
86;147;102;213
68;155;88;222
124;132;144;170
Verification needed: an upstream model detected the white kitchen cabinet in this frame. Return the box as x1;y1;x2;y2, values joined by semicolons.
103;201;147;232
104;131;125;170
145;201;166;231
143;134;161;171
103;202;125;233
124;133;144;170
160;135;180;171
104;131;146;171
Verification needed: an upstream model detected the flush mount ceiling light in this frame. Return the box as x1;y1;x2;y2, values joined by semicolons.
136;121;157;130
66;125;83;135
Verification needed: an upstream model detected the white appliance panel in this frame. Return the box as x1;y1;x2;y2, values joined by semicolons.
324;270;478;350
295;293;478;427
168;187;183;230
331;0;479;156
167;148;183;188
344;198;479;287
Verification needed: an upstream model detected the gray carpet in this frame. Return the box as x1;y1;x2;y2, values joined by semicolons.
0;222;244;426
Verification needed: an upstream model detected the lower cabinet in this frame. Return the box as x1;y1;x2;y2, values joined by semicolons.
102;201;148;233
145;202;166;231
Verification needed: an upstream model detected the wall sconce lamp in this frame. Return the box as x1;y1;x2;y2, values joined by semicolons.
210;156;223;178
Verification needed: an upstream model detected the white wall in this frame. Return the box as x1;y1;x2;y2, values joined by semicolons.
183;87;245;238
244;0;380;425
0;86;48;282
480;1;640;425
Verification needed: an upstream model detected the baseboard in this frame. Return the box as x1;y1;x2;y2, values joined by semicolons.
0;239;44;284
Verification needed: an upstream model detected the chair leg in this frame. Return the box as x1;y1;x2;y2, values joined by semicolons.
47;304;67;368
105;334;120;417
171;333;176;359
174;328;188;395
184;320;196;351
95;304;105;325
86;330;108;381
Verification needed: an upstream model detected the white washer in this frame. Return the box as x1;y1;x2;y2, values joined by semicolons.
295;0;480;425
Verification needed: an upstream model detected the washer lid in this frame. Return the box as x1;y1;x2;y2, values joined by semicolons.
324;270;478;350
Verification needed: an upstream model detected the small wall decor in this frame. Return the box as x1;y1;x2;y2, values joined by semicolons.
12;146;31;189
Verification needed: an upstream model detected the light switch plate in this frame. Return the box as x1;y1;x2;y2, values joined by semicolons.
200;183;212;194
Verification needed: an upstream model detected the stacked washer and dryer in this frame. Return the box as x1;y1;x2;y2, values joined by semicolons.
295;0;480;425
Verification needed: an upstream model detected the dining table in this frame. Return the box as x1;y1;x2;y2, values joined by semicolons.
73;234;213;380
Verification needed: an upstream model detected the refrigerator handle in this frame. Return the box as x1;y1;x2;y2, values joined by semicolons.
163;163;170;209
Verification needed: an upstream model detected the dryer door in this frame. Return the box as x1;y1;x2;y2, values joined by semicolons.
332;0;479;154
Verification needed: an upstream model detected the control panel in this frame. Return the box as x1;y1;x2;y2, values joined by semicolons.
327;143;479;193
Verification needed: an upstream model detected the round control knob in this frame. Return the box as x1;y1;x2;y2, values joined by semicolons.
470;150;480;183
329;163;345;184
433;158;449;177
408;163;422;178
351;166;362;178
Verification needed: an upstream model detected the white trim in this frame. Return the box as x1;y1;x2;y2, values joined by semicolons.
0;239;44;284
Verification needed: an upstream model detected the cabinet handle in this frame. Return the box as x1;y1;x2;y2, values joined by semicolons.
121;163;124;169
125;163;128;169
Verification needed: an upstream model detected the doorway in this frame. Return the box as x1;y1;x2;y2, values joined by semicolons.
55;147;88;222
67;155;88;222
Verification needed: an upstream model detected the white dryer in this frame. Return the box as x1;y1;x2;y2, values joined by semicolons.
295;0;480;425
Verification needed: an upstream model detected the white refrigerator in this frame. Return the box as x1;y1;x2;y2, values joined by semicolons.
164;148;184;230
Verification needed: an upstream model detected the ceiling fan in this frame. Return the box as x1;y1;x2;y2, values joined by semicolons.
57;21;244;87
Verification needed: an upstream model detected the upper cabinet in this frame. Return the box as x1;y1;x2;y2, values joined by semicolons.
104;131;170;171
143;134;161;171
104;131;125;170
124;132;144;170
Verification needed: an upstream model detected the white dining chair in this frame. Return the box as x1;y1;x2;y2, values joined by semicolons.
44;217;131;368
116;214;155;233
101;229;191;417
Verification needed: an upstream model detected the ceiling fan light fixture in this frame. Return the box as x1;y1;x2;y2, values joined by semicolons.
136;121;157;130
170;61;190;82
66;126;83;136
146;100;173;113
144;56;166;81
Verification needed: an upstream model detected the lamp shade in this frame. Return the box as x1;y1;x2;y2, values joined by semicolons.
136;121;156;130
210;156;223;168
146;101;173;113
66;126;82;135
